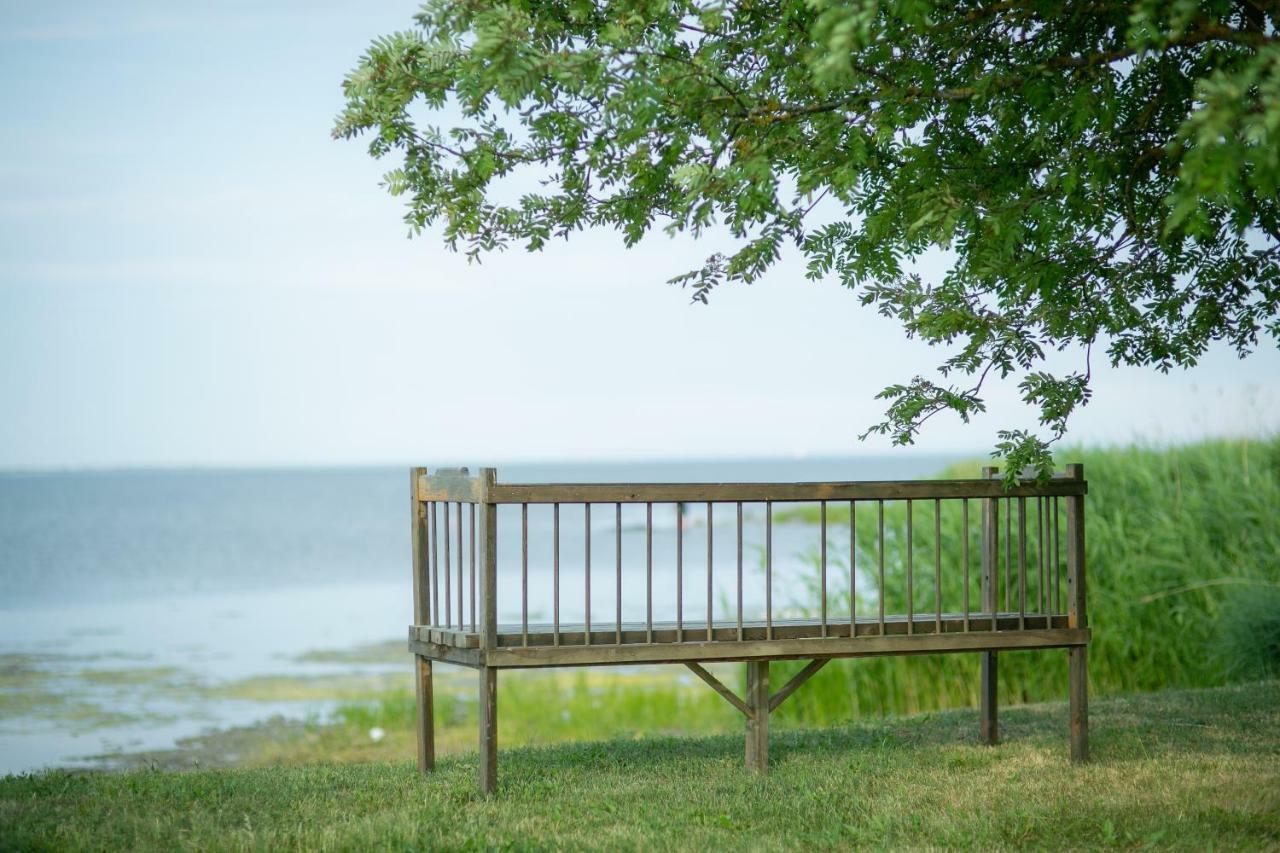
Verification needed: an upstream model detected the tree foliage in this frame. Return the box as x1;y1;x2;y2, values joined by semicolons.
334;0;1280;479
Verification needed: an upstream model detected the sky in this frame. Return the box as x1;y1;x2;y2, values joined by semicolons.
1;1;1277;470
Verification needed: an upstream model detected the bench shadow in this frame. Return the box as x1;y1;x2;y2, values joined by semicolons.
488;680;1279;780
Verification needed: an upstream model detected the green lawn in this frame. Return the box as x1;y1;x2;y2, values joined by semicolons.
3;680;1277;851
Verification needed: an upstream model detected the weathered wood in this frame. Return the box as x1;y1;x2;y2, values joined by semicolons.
481;627;1090;669
406;636;483;668
1069;645;1089;762
980;467;999;745
455;501;463;629
1017;496;1027;630
415;655;434;771
478;469;498;651
820;501;828;637
676;502;683;642
415;613;1076;650
850;500;857;634
615;503;622;644
522;504;529;646
585;503;592;647
1066;463;1088;630
768;658;829;713
430;502;439;630
746;661;769;773
410;468;434;772
410;468;430;636
961;498;970;631
405;463;1092;785
417;468;484;503
479;666;497;794
685;662;751;717
766;502;773;639
706;502;714;642
553;502;560;645
906;499;914;635
443;502;451;628
980;651;998;745
486;478;1086;505
1065;461;1090;765
878;501;886;630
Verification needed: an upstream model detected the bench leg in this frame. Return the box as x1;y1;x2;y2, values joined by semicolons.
1069;646;1089;762
415;655;434;772
745;660;769;773
479;666;498;794
980;651;998;745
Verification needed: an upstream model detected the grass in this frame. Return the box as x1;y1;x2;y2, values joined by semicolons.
2;680;1277;850
259;667;745;766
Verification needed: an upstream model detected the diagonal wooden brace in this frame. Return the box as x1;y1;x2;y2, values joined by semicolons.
768;658;830;713
685;662;753;717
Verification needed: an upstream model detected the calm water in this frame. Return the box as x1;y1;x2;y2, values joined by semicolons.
0;455;957;775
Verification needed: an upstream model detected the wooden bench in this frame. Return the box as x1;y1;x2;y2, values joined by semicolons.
408;465;1090;793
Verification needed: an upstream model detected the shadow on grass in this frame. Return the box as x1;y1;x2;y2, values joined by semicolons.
458;679;1280;783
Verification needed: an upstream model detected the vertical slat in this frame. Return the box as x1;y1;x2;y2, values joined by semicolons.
615;502;622;645
706;501;714;642
584;503;592;647
676;503;684;643
553;502;560;646
456;501;463;631
933;499;942;634
765;501;773;640
820;501;828;637
906;499;914;635
849;500;857;637
736;501;744;641
1004;497;1012;613
877;501;886;634
521;503;528;647
1018;496;1027;631
646;501;653;644
469;503;476;632
477;469;498;652
443;502;451;629
1038;496;1047;625
962;498;971;632
430;502;439;628
1052;496;1061;615
980;467;999;632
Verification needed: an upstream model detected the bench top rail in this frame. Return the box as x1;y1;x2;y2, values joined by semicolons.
416;469;1087;504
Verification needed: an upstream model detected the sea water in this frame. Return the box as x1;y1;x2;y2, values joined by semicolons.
0;455;957;774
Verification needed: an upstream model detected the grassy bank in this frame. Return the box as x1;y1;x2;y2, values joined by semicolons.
2;680;1277;850
114;437;1279;771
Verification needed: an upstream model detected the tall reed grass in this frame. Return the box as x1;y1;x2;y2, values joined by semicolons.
770;437;1280;725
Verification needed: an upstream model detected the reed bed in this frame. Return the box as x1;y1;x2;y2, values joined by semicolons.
770;437;1280;723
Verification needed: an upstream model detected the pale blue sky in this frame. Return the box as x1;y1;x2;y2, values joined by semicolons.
2;1;1277;470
